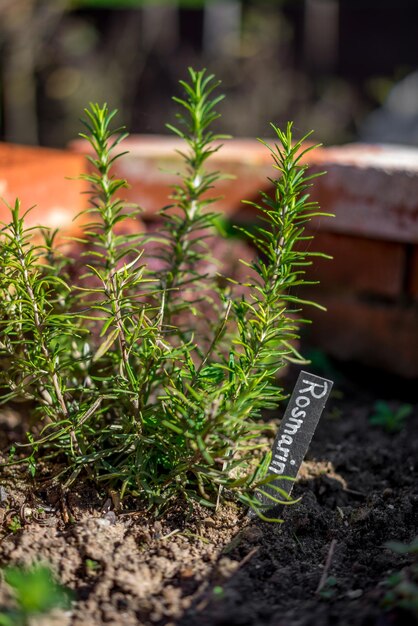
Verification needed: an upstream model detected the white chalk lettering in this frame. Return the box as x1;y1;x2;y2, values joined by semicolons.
284;420;302;436
296;395;310;408
277;445;289;457
275;454;287;462
266;373;332;489
300;379;328;399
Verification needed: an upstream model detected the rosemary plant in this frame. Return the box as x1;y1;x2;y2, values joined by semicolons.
0;68;327;520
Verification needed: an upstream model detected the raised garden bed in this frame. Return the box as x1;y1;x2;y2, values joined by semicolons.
2;138;418;376
305;144;418;379
0;143;88;236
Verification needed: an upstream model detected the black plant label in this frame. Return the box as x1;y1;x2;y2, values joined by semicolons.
255;370;333;517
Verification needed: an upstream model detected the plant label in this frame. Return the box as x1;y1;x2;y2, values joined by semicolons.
254;370;333;517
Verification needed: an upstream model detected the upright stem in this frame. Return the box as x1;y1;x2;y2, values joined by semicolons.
8;205;88;459
12;222;72;427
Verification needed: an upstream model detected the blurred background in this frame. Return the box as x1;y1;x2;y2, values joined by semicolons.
0;0;417;148
1;0;418;380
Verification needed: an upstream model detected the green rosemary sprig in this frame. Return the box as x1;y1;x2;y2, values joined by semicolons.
0;201;76;416
159;68;229;336
230;123;329;414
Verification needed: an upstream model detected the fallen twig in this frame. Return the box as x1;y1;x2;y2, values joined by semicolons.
238;546;260;569
316;538;337;594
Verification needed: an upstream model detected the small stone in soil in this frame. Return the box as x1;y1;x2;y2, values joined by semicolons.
103;510;117;524
217;556;240;579
241;526;263;544
153;521;162;538
179;567;194;579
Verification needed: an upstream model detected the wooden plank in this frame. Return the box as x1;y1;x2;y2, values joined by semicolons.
306;144;418;243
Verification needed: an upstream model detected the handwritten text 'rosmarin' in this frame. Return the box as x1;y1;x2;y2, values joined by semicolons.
270;378;330;475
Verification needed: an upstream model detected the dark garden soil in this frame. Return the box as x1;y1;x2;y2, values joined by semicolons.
0;361;417;626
